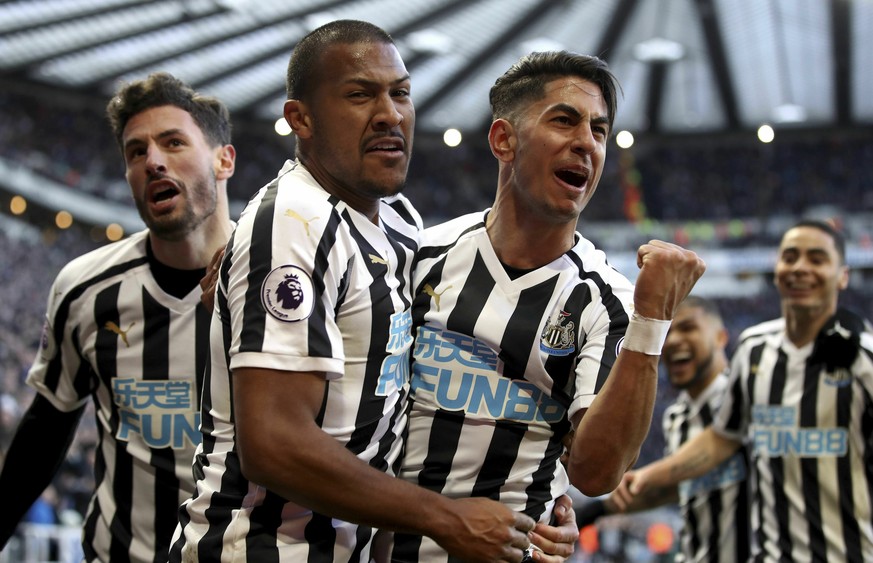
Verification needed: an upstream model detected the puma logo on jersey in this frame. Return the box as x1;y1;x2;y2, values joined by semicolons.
284;209;319;237
369;254;388;265
105;321;136;347
423;284;452;312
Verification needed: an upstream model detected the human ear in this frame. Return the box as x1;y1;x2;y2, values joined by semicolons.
488;118;516;163
838;265;849;291
215;144;236;180
283;99;313;139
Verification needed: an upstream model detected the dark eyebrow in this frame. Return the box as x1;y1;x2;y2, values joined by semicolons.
123;128;186;152
780;247;831;259
806;248;831;258
591;115;610;129
550;103;581;119
549;103;610;130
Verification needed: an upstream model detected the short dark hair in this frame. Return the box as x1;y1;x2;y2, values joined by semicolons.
106;72;232;150
286;19;395;101
680;295;724;325
790;219;847;264
489;51;621;129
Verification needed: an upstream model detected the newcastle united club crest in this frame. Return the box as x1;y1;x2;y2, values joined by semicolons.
540;310;576;356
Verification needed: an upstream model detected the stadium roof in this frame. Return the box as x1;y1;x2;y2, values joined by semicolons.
1;0;871;138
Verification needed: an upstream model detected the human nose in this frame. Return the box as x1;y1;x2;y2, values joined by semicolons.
789;255;813;273
144;144;167;175
372;93;404;129
572;124;597;154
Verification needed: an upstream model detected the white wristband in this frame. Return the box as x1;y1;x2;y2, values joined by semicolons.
620;312;672;356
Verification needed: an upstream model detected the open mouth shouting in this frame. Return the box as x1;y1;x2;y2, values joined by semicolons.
665;349;693;372
555;166;590;190
147;178;182;214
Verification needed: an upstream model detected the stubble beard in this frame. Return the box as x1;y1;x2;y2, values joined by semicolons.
360;177;406;200
138;173;218;242
672;349;714;391
358;161;409;200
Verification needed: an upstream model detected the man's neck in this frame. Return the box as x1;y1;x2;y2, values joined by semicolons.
784;305;835;348
149;215;233;270
298;157;381;224
485;202;577;269
686;368;721;400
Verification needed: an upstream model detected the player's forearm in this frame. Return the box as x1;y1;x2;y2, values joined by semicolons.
567;350;658;496
644;427;738;488
238;420;458;535
233;368;458;537
620;484;679;513
0;396;83;545
0;434;51;545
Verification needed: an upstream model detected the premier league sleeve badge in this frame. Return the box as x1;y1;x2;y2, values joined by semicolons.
261;265;316;322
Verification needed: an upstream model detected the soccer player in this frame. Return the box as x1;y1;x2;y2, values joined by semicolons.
170;20;574;563
388;51;706;562
581;296;751;562
0;72;236;562
622;220;873;561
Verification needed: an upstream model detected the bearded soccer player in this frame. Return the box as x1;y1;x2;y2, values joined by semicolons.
585;296;751;562
0;72;235;562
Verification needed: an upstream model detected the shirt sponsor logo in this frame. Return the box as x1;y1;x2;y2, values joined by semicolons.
540;310;576;356
412;326;565;423
751;405;847;457
376;309;413;396
679;451;746;500
261;265;315;322
113;377;201;449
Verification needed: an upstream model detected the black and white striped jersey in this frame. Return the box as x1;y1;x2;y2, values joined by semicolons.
663;373;750;563
714;318;873;562
391;211;633;562
170;161;421;562
26;229;210;563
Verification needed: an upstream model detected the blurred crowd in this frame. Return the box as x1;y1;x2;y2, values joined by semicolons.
0;223;99;533
4;87;872;228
